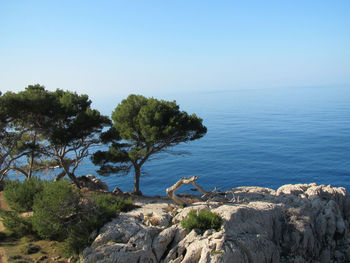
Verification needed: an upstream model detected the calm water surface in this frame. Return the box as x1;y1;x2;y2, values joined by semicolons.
68;86;350;195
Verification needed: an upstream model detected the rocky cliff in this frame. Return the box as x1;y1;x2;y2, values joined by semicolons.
82;183;350;263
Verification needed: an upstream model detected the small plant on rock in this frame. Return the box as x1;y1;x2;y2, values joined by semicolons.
144;213;161;226
181;209;223;234
210;248;224;256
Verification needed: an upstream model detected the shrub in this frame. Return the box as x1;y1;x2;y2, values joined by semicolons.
0;208;34;237
62;219;94;256
31;180;81;240
4;177;44;212
61;194;134;255
20;236;36;243
91;193;133;222
3;179;135;256
181;209;223;234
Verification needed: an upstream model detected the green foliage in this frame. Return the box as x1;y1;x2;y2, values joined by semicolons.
60;194;133;255
62;217;97;256
210;248;224;256
93;94;207;193
47;89;110;145
4;178;44;212
1;85;57;179
31;180;81;240
1;177;134;256
112;95;206;143
92;193;133;221
1;85;110;185
181;209;223;234
26;180;134;255
0;208;34;237
0;92;27;181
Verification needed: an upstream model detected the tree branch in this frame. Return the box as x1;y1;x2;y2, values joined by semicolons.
166;176;208;206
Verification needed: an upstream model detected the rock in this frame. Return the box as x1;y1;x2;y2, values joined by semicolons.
203;229;213;238
83;202;174;263
112;187;123;195
277;183;316;196
77;175;108;191
82;183;350;263
89;229;98;241
320;249;330;263
152;225;178;261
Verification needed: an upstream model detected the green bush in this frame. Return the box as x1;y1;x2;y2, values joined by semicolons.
2;179;135;256
31;180;81;240
0;208;34;237
4;177;44;212
92;193;133;222
181;209;223;234
63;219;95;256
61;194;134;255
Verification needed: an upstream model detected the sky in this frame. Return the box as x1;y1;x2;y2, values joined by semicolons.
0;0;349;112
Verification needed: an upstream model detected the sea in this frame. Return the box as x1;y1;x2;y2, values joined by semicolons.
13;86;350;196
71;85;350;196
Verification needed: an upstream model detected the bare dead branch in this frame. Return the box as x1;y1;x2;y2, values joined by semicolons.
166;176;209;206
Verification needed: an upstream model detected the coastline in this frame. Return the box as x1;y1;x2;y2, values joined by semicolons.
83;182;350;262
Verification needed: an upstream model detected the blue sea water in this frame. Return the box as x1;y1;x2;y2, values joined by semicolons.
72;86;350;196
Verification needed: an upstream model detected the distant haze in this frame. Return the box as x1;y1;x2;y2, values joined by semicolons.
1;0;349;113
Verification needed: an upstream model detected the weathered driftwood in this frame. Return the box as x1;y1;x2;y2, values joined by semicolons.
166;176;209;206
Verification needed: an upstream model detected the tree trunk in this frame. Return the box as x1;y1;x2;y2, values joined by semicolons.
28;151;34;179
54;170;66;181
166;176;208;206
59;159;80;188
68;172;81;189
0;169;8;182
133;165;142;195
28;132;37;179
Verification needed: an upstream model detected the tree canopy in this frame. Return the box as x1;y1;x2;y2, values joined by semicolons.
1;85;58;178
0;95;26;181
0;85;110;186
92;94;207;194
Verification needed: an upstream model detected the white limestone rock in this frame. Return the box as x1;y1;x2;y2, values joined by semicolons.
82;183;350;263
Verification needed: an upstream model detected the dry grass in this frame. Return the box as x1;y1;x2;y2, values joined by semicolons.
0;192;71;263
148;217;160;226
3;238;69;263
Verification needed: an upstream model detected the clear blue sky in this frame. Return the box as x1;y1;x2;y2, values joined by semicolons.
1;0;349;107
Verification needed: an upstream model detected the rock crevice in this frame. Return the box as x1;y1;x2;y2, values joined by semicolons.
82;183;350;263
